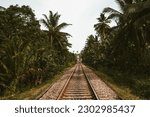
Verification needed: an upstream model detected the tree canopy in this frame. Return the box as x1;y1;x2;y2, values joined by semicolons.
82;0;150;72
0;5;75;96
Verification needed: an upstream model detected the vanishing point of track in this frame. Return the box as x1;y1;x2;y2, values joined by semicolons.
57;63;99;100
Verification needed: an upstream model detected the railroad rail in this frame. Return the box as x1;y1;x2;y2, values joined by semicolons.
57;63;99;100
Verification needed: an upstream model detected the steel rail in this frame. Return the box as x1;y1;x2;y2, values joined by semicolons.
80;64;99;100
57;64;78;100
57;63;99;100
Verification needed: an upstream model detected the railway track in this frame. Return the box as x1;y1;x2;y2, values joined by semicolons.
57;64;99;100
39;63;118;100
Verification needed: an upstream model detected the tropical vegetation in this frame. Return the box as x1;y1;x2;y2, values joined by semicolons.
0;5;75;97
81;0;150;99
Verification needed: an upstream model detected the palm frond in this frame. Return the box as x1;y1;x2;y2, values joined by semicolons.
56;23;72;31
49;11;60;27
42;14;50;25
107;13;123;22
115;0;125;12
103;7;122;14
124;0;133;4
53;12;60;26
40;19;49;29
60;32;72;37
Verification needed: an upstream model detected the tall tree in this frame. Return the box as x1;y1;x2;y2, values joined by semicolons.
82;0;150;72
94;13;111;42
81;35;101;68
102;0;150;67
41;11;71;50
0;5;43;93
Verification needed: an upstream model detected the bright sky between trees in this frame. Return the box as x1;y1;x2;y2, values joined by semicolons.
1;0;119;52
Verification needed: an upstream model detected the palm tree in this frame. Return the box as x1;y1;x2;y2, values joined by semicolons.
102;0;148;25
41;11;71;50
94;13;111;42
102;0;150;66
103;0;149;28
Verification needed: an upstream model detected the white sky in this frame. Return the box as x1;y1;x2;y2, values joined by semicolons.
1;0;119;52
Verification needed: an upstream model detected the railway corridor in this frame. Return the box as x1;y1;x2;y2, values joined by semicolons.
39;64;118;100
58;64;97;100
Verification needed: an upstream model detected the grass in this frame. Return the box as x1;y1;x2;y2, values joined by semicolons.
92;66;150;100
0;66;72;100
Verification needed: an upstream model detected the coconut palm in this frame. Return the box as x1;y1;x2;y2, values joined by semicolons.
102;0;150;65
102;0;148;24
41;11;71;50
94;13;111;42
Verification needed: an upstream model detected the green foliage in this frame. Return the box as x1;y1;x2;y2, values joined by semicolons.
94;13;111;41
96;66;150;99
81;35;101;68
82;0;150;72
0;5;75;96
81;0;150;99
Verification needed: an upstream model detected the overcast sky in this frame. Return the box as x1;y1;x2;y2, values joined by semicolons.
1;0;119;52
